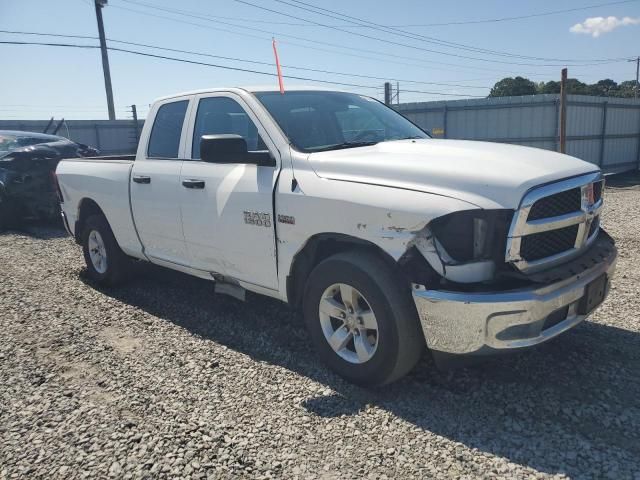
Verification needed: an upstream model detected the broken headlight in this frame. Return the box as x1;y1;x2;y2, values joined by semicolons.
428;209;513;263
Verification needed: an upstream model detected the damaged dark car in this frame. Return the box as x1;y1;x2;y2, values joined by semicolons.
0;131;99;230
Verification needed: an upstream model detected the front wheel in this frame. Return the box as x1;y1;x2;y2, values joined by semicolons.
303;250;424;386
81;214;129;286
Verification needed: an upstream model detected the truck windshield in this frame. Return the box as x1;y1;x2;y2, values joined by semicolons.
253;91;429;152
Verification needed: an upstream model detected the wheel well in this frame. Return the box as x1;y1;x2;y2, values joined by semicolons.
74;198;105;244
286;233;401;309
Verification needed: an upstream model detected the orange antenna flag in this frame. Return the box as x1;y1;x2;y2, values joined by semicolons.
272;38;285;94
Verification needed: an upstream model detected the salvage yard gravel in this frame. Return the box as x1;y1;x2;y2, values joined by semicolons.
1;180;639;479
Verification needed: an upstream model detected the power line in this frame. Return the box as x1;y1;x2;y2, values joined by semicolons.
109;1;582;78
0;30;492;90
390;0;640;27
110;3;477;74
82;0;640;28
276;0;546;61
279;0;631;63
233;0;629;66
0;40;487;97
106;0;640;28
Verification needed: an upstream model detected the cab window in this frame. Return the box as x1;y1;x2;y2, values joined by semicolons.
191;97;266;159
147;100;188;159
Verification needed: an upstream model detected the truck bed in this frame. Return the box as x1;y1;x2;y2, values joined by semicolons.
56;157;143;258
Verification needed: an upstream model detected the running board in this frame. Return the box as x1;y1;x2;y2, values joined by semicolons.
211;273;246;302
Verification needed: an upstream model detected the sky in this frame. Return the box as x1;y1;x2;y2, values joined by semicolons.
1;0;639;120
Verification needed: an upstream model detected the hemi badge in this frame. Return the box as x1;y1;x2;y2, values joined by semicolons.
278;214;295;225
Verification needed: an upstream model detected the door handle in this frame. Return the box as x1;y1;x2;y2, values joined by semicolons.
182;179;206;189
132;175;151;184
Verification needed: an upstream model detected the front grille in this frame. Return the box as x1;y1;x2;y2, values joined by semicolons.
528;187;581;220
507;173;604;272
520;225;579;261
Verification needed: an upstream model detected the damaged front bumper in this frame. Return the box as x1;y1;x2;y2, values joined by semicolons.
412;233;617;359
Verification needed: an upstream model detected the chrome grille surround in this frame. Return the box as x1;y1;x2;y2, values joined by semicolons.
506;171;604;273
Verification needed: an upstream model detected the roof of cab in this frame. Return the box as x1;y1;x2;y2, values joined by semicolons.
154;85;347;103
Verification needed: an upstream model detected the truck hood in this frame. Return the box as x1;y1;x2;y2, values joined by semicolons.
307;139;598;209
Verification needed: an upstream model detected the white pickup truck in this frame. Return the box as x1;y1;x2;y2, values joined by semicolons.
55;87;617;386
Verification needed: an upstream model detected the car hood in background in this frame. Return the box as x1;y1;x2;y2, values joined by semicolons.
307;139;598;209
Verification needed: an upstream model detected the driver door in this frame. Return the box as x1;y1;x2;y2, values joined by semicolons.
179;93;280;291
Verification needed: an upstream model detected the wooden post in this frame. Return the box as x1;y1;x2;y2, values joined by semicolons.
559;68;568;154
131;104;139;144
599;102;608;167
443;105;448;139
554;99;560;152
384;82;392;105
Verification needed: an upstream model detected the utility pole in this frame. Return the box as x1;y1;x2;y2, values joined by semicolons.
630;56;640;99
396;81;400;105
559;67;568;153
94;0;116;120
384;82;392;105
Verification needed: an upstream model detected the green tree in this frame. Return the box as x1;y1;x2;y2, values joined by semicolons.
489;76;538;97
613;80;638;98
491;76;637;98
537;79;588;95
538;80;561;94
587;79;618;96
564;79;589;94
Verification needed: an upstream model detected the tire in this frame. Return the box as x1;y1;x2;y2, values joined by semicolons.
81;214;129;286
303;250;424;387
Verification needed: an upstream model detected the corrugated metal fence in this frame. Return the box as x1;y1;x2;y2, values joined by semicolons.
396;94;640;173
3;94;640;172
0;119;143;155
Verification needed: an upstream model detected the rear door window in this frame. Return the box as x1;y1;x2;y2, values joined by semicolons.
147;100;189;159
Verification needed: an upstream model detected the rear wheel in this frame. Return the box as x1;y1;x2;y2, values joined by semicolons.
81;214;128;286
303;250;424;386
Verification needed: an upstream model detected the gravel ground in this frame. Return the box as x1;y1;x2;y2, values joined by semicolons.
1;181;639;480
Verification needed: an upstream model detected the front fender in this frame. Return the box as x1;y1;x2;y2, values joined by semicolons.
275;173;481;299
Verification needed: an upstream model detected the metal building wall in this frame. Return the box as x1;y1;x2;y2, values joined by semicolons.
0;119;143;155
397;94;640;173
3;95;640;171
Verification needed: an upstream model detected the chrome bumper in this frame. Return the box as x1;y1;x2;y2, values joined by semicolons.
412;245;617;356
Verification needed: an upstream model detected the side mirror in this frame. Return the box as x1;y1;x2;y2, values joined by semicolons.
200;134;275;167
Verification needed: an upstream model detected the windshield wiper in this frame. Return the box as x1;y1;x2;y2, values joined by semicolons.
311;141;379;152
393;135;425;140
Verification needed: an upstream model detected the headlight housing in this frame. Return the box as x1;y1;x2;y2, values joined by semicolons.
406;209;514;285
429;209;513;263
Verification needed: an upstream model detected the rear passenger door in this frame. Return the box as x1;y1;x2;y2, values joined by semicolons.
179;93;279;290
130;98;190;265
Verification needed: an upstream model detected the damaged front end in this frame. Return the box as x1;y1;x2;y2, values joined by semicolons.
399;209;515;288
401;201;617;365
